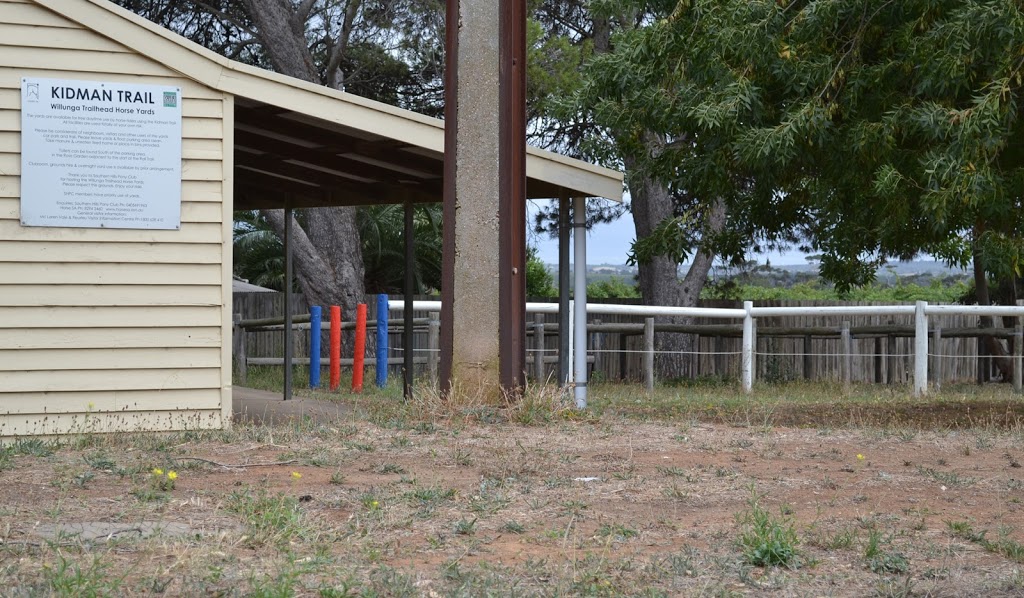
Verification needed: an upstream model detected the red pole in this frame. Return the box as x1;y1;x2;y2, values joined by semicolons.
329;305;341;391
352;303;367;392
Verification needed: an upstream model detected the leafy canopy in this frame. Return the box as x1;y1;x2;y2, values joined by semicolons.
578;0;1024;290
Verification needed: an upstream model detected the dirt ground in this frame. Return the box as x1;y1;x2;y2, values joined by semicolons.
3;405;1024;596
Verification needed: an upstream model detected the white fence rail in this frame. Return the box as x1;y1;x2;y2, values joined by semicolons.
388;299;1024;400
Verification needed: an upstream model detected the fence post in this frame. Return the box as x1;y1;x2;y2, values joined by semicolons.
533;313;545;382
932;325;942;391
914;300;928;397
643;317;655;392
742;301;753;393
717;335;727;379
752;318;758;380
619;333;628;381
841;321;851;389
376;294;389;388
978;335;988;384
803;334;813;381
1015;300;1023;394
887;332;897;384
428;312;440;386
873;337;883;383
232;313;247;386
309;306;322;388
592;319;602;379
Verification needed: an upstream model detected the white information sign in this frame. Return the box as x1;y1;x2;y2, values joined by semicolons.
20;77;182;229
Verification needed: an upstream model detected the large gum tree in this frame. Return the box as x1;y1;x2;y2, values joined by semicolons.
118;0;445;325
579;0;1024;377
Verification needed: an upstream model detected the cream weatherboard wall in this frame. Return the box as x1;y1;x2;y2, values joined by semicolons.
0;0;233;435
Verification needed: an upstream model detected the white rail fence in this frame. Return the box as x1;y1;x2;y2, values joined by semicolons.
387;300;1024;399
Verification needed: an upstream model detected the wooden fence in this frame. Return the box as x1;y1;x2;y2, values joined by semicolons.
234;293;1017;385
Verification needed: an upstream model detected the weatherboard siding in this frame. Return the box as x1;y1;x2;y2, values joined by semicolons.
0;0;232;435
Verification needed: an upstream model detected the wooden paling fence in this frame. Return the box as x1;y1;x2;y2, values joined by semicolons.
234;293;1021;387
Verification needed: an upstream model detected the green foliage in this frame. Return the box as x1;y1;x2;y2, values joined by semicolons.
232;211;286;291
737;490;801;568
233;205;443;294
703;280;969;303
359;204;442;294
526;247;557;297
587;277;641;299
577;0;1024;294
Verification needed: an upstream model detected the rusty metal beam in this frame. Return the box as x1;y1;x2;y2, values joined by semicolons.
498;0;527;391
439;0;458;396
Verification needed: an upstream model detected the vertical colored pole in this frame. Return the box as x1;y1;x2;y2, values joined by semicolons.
353;303;367;392
309;306;322;388
330;305;341;391
376;294;389;388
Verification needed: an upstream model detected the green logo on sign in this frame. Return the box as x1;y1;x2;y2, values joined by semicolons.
163;91;177;107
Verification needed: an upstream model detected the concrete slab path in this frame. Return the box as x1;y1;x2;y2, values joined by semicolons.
232;387;350;425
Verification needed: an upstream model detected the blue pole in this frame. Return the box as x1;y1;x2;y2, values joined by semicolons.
309;306;322;388
376;294;389;387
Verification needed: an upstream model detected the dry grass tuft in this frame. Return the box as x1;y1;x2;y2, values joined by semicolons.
405;378;575;425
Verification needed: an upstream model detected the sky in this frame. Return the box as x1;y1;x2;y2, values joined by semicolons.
526;199;811;267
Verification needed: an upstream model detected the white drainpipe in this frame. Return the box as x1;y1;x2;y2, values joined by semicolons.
573;196;588;409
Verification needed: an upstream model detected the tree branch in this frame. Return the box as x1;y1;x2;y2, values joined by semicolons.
326;0;362;89
185;0;259;39
295;0;319;23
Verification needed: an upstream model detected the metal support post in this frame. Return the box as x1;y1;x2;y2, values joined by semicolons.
572;195;587;408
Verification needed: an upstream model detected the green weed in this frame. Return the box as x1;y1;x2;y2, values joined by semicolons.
225;487;308;547
864;529;909;574
947;520;1024;563
736;491;801;568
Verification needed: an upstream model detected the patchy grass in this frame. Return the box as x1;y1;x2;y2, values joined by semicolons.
2;379;1024;595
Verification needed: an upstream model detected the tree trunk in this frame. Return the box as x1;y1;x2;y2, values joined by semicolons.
263;209;366;356
973;239;1013;380
240;0;319;83
241;0;368;349
589;18;723;379
624;132;725;380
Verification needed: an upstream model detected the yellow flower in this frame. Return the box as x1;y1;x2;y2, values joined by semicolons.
371;500;379;508
291;471;302;480
857;454;865;461
167;471;177;481
87;402;95;411
152;468;164;476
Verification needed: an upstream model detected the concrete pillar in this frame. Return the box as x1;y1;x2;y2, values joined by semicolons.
441;0;526;397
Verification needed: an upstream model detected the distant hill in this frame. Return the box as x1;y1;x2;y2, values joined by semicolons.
544;260;970;281
759;259;970;279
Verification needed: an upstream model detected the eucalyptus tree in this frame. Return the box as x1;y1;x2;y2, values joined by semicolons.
529;0;737;378
584;0;1024;374
118;0;445;320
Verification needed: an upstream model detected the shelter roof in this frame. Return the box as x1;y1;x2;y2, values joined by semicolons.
35;0;624;208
